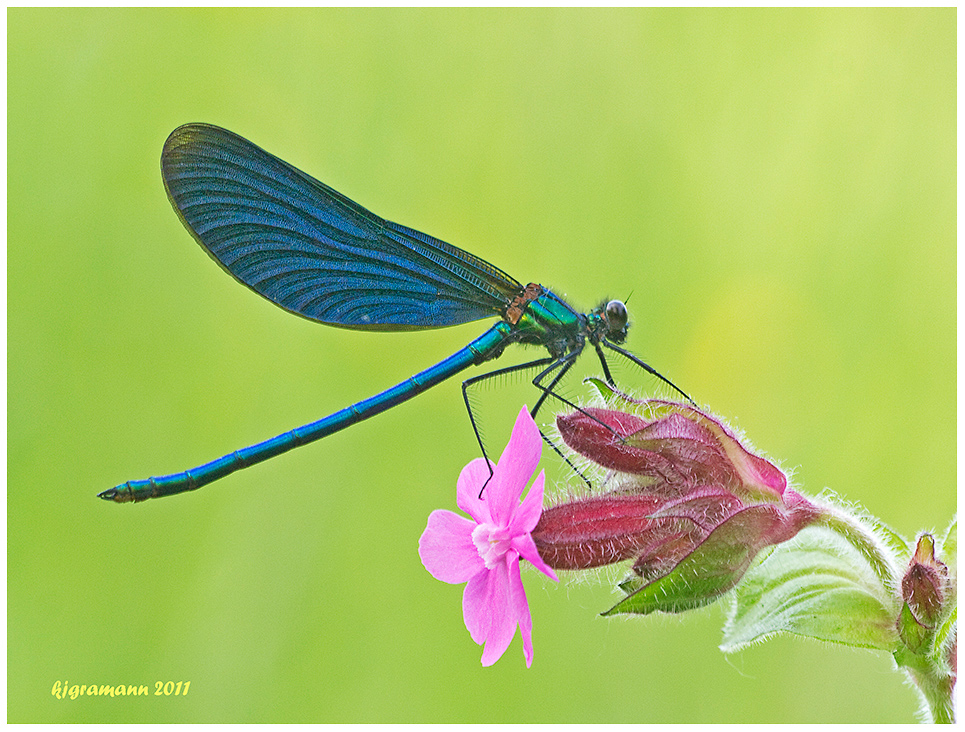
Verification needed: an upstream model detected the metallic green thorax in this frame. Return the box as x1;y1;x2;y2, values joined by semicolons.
504;283;627;359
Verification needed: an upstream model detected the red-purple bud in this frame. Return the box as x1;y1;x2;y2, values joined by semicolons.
532;492;701;571
557;402;787;499
898;534;949;651
533;401;823;614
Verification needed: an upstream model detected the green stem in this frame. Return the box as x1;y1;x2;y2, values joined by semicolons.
820;509;956;723
893;645;956;723
817;507;901;595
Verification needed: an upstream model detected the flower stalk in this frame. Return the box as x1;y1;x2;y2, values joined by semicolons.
892;532;957;723
418;391;955;722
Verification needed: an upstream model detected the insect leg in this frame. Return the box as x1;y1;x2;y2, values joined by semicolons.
600;339;693;404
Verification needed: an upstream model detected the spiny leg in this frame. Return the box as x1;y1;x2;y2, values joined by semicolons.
461;355;597;493
461;353;596;495
599;339;694;404
526;351;597;488
529;348;580;415
461;355;558;493
461;348;619;495
526;349;645;488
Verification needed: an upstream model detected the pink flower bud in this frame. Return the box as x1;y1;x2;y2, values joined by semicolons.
532;401;823;614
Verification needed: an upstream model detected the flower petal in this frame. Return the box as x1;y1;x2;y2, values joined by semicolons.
488;406;542;526
456;457;494;524
506;555;535;667
508;470;546;536
513;532;558;582
462;569;492;645
477;559;519;667
419;510;485;584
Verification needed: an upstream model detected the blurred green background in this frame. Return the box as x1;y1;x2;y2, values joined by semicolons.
8;8;955;723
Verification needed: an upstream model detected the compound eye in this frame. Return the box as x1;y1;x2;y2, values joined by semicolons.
605;300;628;331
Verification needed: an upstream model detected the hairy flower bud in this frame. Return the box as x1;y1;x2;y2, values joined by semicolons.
531;400;822;615
898;533;950;652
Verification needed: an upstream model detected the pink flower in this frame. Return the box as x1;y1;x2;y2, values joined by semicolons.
419;406;558;667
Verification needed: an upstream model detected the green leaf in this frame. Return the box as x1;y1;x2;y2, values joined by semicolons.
897;601;930;653
721;525;900;652
603;505;785;616
584;376;616;402
606;540;751;616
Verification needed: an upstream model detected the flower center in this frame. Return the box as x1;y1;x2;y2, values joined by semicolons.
471;522;512;569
